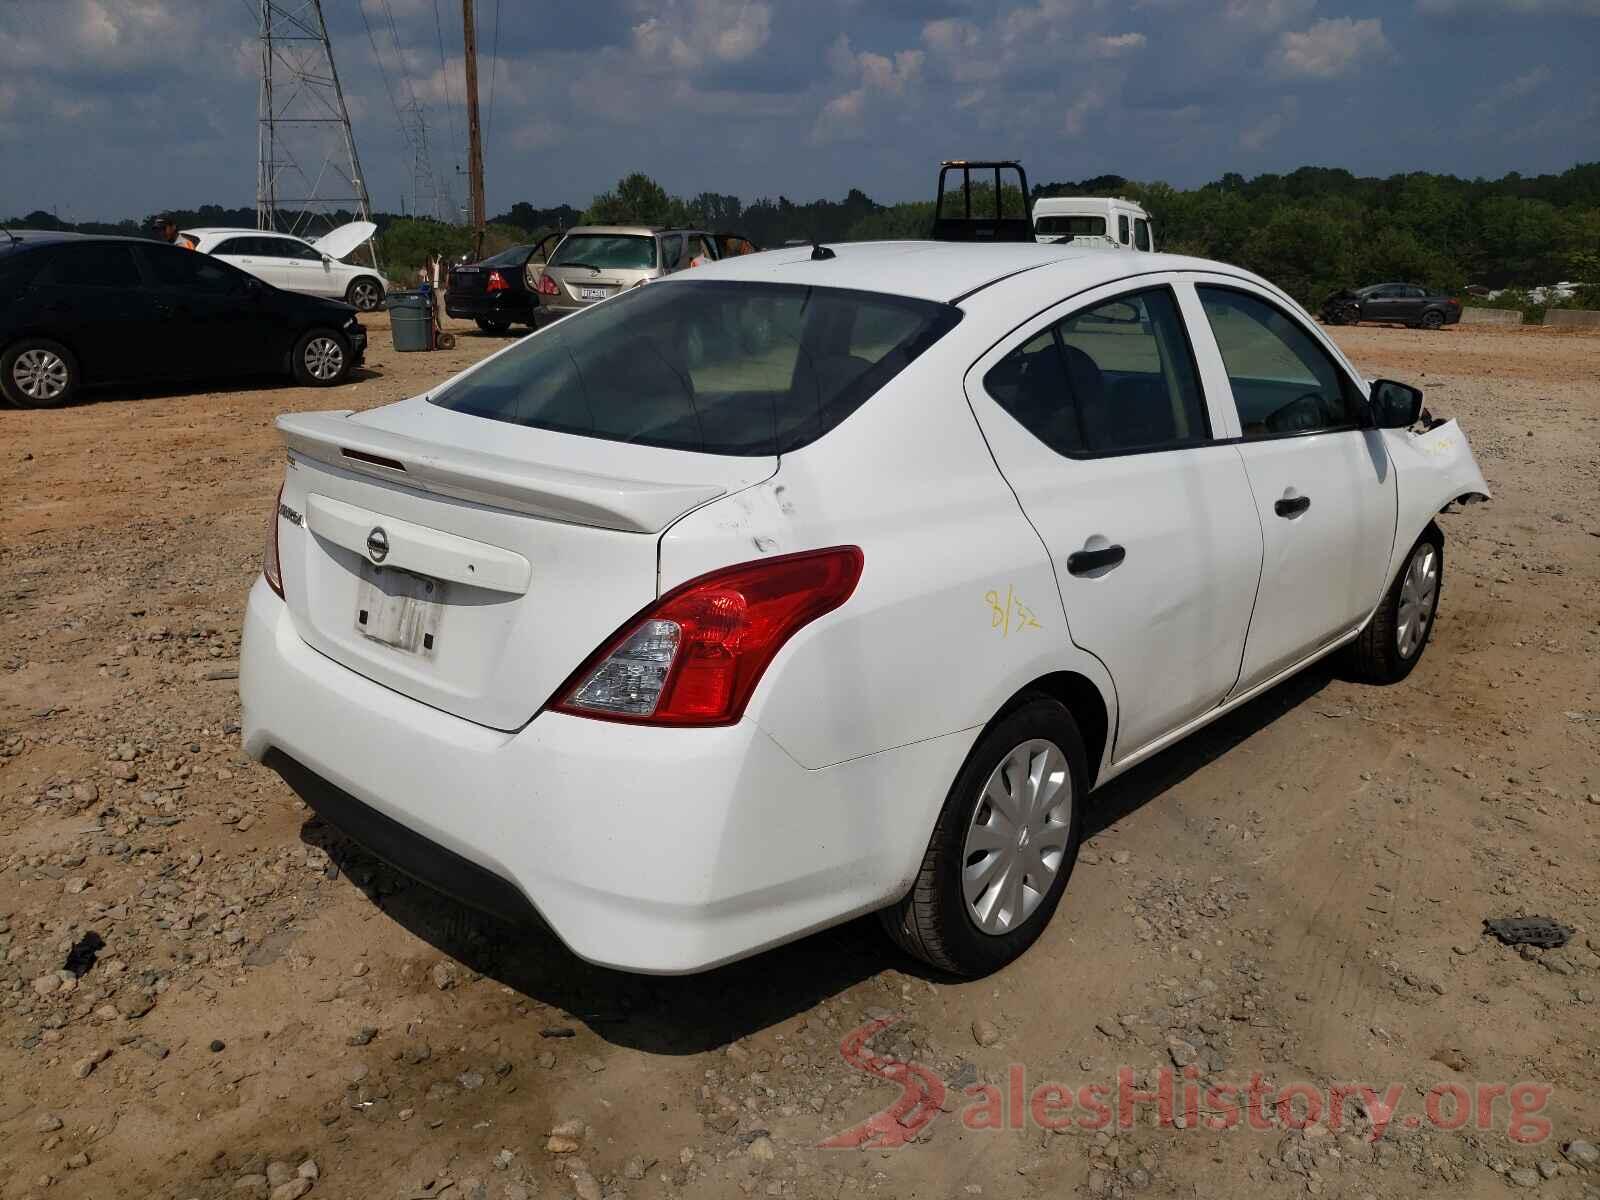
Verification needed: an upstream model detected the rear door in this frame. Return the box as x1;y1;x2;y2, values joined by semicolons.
136;244;275;377
964;277;1264;760
1188;280;1396;691
26;241;156;384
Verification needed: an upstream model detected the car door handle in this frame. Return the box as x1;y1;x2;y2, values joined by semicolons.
1274;495;1311;518
1066;544;1126;575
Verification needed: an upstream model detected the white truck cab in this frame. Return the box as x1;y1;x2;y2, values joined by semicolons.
1032;196;1155;251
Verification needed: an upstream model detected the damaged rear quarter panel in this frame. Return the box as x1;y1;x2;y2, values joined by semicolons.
1379;417;1490;584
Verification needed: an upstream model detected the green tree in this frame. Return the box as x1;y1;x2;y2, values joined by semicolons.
584;173;687;226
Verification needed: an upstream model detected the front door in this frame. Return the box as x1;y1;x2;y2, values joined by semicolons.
965;279;1264;759
1189;281;1397;691
136;245;271;378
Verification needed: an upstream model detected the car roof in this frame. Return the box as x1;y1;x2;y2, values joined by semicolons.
561;225;706;238
667;240;1248;306
184;227;303;237
2;231;149;248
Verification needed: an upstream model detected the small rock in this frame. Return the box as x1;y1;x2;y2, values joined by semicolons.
546;1135;580;1154
457;1070;485;1090
623;1157;647;1180
297;1161;319;1181
1168;1039;1199;1068
210;1039;226;1053
1537;1160;1560;1180
550;1118;585;1139
349;1027;377;1046
432;962;458;990
235;1176;269;1198
571;1171;601;1200
266;1163;294;1187
271;1180;313;1200
1564;1140;1599;1168
32;974;61;996
65;1152;90;1170
1110;850;1131;865
35;1113;64;1133
1507;1167;1540;1188
971;1018;1000;1047
581;1056;605;1073
749;1136;776;1164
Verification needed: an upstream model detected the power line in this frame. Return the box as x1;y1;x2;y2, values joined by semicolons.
484;0;501;151
357;0;409;142
432;0;461;171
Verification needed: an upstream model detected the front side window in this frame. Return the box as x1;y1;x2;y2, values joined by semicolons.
1197;286;1365;438
1134;219;1151;251
430;280;961;455
983;287;1211;457
33;243;142;288
1118;215;1130;244
141;244;242;294
659;234;685;271
548;234;656;271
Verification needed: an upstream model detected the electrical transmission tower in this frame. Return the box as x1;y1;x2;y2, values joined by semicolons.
401;100;454;222
256;0;377;263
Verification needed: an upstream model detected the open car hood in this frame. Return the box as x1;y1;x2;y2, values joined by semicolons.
309;221;377;261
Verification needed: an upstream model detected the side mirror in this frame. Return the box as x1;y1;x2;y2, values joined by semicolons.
1370;379;1424;428
321;254;333;264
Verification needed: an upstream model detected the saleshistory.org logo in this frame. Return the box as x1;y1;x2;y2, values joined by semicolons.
818;1016;1556;1148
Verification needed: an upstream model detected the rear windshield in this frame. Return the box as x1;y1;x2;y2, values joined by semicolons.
480;244;531;267
548;234;655;271
429;280;962;456
1036;215;1106;237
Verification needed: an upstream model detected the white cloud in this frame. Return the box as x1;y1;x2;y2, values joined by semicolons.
812;35;925;143
1089;32;1149;57
1239;96;1300;149
1273;17;1393;78
1472;64;1554;113
1417;0;1600;14
632;0;772;72
1223;0;1318;34
1064;88;1106;136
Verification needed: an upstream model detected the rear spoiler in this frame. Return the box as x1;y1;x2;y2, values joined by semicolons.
275;410;725;534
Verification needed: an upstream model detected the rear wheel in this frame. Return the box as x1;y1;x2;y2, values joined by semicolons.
1345;525;1443;684
1;338;79;408
1420;309;1445;330
291;329;351;387
880;698;1086;977
345;277;385;311
475;318;511;335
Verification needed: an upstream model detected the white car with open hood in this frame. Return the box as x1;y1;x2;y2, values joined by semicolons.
238;241;1489;976
183;221;388;311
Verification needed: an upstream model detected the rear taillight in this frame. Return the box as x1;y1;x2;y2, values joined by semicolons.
536;273;559;296
263;483;285;598
551;547;864;726
486;270;508;292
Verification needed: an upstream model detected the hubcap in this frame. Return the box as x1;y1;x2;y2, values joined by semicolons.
961;739;1073;936
304;337;344;381
13;348;68;401
352;282;380;310
1396;543;1438;659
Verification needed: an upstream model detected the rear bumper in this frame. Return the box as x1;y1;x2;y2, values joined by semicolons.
238;578;969;973
443;292;537;322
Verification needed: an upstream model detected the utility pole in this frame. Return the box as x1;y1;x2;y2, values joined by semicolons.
462;0;486;258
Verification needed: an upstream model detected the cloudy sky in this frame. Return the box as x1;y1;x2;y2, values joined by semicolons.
1;0;1596;223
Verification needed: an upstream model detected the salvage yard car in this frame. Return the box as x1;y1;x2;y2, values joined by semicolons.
0;232;366;408
183;222;389;312
444;233;563;334
1320;282;1462;329
530;225;741;325
239;241;1488;976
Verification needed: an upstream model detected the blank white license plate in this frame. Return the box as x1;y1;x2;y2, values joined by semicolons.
578;286;609;301
356;561;444;657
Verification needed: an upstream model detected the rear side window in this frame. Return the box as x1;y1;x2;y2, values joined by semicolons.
1035;215;1106;238
32;243;142;288
1197;286;1365;437
481;244;532;267
983;286;1210;457
548;235;656;271
430;280;962;456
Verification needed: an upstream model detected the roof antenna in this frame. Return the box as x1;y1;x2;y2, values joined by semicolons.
810;240;835;261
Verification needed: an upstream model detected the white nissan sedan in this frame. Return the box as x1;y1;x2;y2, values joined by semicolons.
239;242;1488;977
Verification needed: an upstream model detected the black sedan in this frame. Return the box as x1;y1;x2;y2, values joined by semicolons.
1320;282;1462;330
445;232;563;334
0;232;365;408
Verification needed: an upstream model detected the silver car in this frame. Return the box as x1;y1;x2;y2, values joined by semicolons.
534;226;739;323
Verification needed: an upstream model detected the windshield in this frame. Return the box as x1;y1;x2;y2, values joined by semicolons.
548;234;656;271
1035;215;1107;237
429;280;962;455
480;244;531;267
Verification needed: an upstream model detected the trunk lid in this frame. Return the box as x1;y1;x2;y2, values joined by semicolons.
275;399;775;730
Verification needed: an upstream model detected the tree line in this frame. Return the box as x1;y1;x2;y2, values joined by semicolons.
8;162;1596;309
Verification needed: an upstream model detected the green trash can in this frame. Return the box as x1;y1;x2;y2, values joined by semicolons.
387;288;433;353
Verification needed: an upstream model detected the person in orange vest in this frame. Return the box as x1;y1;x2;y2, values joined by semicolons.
151;215;196;249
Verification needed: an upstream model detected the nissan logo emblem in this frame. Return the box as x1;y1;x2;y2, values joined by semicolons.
366;526;389;563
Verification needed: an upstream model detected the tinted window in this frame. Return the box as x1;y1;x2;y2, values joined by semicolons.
33;243;142;288
1118;215;1130;244
142;245;242;294
1035;215;1106;237
548;234;656;271
266;238;322;262
1197;286;1365;438
984;287;1210;457
660;235;684;271
1134;219;1151;252
430;280;961;456
213;237;258;256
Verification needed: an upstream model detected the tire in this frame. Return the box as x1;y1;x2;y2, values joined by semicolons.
1420;309;1445;330
879;697;1087;977
1345;524;1443;684
1330;303;1360;326
290;329;352;387
345;277;385;312
1;338;79;408
475;318;511;335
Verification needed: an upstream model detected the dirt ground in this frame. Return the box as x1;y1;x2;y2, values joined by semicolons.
2;316;1598;1200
